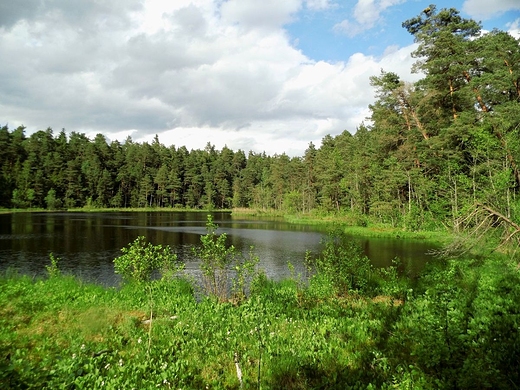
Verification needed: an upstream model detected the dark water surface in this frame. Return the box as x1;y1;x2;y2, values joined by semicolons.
0;212;436;286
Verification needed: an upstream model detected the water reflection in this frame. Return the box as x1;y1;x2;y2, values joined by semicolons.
0;212;436;286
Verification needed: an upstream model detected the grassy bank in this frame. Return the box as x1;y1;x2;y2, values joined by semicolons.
0;208;47;214
232;208;452;244
2;249;519;389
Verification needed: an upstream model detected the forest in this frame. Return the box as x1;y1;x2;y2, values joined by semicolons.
2;6;520;389
1;5;519;233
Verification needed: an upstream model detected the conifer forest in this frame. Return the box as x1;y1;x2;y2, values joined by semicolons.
1;5;519;232
2;6;520;389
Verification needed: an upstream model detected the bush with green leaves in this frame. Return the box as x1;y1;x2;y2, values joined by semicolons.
375;257;410;300
45;252;61;278
113;236;184;284
305;230;375;297
387;256;520;389
192;215;259;302
3;249;520;388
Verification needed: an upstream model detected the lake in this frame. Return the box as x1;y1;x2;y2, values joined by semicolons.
0;212;436;286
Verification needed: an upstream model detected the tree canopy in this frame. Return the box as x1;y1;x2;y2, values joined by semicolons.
1;5;519;234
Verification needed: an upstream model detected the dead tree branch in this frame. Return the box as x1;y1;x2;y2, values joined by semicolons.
430;203;520;261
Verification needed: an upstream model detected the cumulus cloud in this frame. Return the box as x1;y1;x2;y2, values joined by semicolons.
507;18;520;38
333;0;405;37
0;0;419;156
0;0;41;29
305;0;335;11
220;0;301;31
463;0;520;20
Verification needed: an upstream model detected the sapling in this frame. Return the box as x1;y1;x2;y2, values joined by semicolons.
113;236;183;284
46;252;61;278
193;215;260;302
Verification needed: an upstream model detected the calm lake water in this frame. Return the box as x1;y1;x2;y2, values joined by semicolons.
0;212;436;286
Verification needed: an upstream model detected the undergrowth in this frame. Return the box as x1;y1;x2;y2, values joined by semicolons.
1;224;519;389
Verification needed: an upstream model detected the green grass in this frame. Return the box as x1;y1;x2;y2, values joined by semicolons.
281;214;452;244
231;209;451;242
231;208;287;217
0;208;47;214
2;249;519;389
340;225;451;242
0;274;398;389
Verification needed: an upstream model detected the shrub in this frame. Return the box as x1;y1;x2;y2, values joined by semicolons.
192;215;259;302
306;230;375;296
46;252;61;278
113;236;183;284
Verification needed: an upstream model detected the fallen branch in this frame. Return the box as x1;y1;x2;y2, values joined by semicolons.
431;203;520;260
477;203;520;232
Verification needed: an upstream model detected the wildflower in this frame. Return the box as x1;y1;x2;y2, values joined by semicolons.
119;359;123;366
81;344;86;350
138;337;142;344
104;363;110;370
72;353;77;359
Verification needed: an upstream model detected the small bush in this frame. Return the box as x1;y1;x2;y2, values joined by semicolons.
113;236;184;284
192;215;259;302
376;258;410;300
45;252;61;278
306;230;375;296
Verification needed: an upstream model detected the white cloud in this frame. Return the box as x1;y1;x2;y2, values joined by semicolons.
333;19;364;37
333;0;405;37
220;0;301;31
140;43;419;155
0;0;421;156
305;0;334;11
353;0;379;26
463;0;520;20
507;18;520;38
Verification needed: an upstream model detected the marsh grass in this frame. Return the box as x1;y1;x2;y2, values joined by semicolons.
0;271;397;388
1;239;519;388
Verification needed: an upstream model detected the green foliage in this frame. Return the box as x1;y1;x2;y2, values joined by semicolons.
192;215;259;302
375;258;410;300
0;2;519;240
306;230;375;296
306;271;338;301
231;246;260;303
387;256;520;388
113;236;183;284
193;215;236;300
1;249;520;389
45;252;62;278
44;188;62;210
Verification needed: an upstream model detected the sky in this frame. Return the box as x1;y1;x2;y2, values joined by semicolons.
1;0;519;157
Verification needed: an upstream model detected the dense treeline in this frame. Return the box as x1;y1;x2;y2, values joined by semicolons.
1;5;519;230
